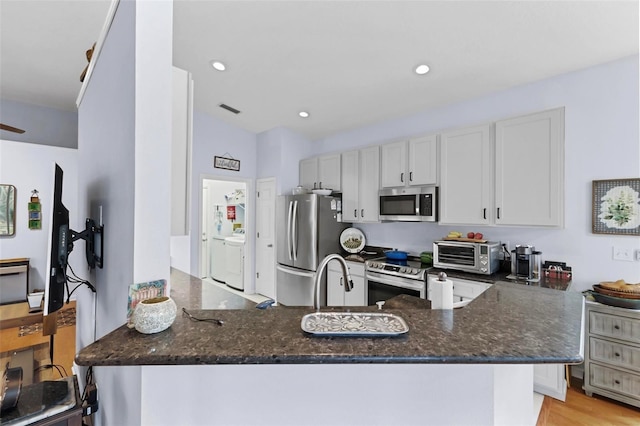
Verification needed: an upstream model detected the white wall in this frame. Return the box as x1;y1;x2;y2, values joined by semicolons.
0;99;78;148
256;126;312;195
76;0;173;424
0;140;79;292
188;111;257;275
313;55;640;292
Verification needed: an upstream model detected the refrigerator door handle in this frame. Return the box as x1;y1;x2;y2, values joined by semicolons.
287;200;294;261
276;264;315;278
292;200;299;260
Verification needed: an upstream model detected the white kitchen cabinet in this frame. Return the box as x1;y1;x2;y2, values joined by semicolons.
495;108;564;227
583;301;640;408
341;146;380;223
427;275;491;305
440;107;564;227
534;364;567;402
380;135;437;188
439;124;493;225
327;261;366;307
299;154;341;191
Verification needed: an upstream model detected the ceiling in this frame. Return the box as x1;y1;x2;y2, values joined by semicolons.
2;1;638;141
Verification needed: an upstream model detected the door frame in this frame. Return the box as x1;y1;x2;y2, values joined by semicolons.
198;174;255;293
255;177;277;299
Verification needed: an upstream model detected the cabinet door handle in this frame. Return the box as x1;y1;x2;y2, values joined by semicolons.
614;379;621;385
313;182;317;189
483;208;487;220
319;181;322;189
614;325;620;330
361;209;364;218
497;207;501;219
339;277;343;286
400;172;404;183
354;209;358;218
409;171;413;181
614;352;621;357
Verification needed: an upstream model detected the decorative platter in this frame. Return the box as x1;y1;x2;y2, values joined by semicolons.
301;312;409;336
340;228;366;253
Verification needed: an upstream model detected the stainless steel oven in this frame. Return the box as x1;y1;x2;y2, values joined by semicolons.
365;257;427;305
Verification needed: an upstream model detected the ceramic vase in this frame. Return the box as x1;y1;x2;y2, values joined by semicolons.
133;296;177;334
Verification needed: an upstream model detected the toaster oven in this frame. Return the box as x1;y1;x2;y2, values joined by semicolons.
433;240;501;275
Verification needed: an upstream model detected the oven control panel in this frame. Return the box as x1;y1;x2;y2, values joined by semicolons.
366;260;427;280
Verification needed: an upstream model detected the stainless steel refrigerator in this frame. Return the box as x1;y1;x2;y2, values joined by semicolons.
276;194;346;306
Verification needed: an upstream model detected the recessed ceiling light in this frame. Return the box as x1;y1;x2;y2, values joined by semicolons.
211;60;226;71
299;111;310;118
415;64;430;75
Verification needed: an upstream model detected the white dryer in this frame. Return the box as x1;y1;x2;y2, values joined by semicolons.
225;231;245;290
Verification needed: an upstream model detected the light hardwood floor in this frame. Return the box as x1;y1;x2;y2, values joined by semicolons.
537;378;640;425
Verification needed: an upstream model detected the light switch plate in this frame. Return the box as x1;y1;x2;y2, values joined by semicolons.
613;246;633;261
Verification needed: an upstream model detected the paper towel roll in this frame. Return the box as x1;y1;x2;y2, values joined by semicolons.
428;275;454;310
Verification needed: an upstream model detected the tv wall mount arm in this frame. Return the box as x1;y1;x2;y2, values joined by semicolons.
69;218;104;269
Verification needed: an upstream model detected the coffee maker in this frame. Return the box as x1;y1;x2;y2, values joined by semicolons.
510;245;542;282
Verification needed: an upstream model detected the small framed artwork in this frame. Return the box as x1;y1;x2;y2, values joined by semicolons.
592;178;640;236
214;156;240;172
127;279;167;327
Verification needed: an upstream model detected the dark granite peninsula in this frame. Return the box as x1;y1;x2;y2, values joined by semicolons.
76;268;584;425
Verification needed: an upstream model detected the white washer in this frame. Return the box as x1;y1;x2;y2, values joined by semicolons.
225;234;245;290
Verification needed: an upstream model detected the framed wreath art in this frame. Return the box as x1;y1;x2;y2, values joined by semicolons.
592;178;640;236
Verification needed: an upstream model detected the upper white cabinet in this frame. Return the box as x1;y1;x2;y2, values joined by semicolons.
495;108;564;227
299;154;341;191
440;124;493;225
380;135;438;188
171;66;193;236
440;108;564;227
341;146;380;223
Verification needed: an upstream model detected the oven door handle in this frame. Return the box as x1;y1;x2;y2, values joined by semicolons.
366;272;425;292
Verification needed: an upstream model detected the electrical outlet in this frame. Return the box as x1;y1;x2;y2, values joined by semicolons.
613;246;633;261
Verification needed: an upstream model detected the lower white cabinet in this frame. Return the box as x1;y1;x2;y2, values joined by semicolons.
327;260;366;306
534;364;567;401
584;301;640;408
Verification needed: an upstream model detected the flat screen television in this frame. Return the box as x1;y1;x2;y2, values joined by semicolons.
43;163;69;316
43;163;104;318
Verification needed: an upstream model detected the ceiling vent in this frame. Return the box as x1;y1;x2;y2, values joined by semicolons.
219;103;241;115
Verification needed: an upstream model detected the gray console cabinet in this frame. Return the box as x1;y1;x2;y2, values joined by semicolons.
584;301;640;408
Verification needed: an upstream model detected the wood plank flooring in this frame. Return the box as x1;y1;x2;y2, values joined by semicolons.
537;378;640;425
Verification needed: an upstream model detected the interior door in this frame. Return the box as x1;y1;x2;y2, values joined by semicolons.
256;178;276;299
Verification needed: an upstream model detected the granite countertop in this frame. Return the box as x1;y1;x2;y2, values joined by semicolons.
76;268;584;367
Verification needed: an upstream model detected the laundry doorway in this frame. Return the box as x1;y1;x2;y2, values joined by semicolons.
200;176;253;293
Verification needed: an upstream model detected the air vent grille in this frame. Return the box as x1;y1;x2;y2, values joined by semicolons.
219;103;241;114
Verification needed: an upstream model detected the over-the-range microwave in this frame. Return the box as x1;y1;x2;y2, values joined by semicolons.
379;186;438;222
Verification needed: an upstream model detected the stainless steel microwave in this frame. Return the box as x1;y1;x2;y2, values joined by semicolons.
379;186;438;222
433;240;501;275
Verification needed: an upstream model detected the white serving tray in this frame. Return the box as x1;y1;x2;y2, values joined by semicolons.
301;312;409;336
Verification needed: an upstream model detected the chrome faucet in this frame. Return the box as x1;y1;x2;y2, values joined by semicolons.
314;254;354;310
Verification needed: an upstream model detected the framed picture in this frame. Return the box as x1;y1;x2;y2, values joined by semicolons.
214;156;240;171
592;178;640;235
127;279;167;327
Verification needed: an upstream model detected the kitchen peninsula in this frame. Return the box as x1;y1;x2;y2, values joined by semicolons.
76;269;584;425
